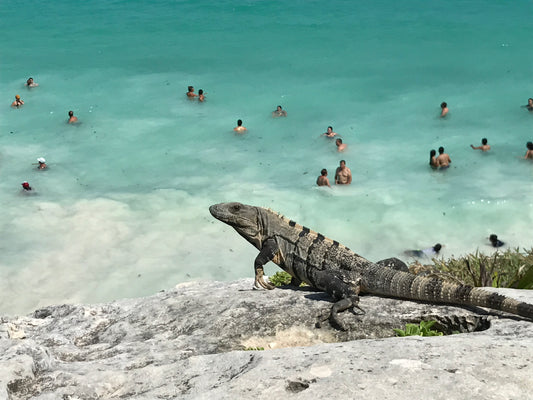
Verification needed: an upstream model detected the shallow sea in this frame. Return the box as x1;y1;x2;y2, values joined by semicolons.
1;0;533;314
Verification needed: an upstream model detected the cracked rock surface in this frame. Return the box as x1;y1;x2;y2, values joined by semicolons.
0;280;532;399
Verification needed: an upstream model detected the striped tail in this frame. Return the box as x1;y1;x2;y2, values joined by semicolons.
364;267;533;319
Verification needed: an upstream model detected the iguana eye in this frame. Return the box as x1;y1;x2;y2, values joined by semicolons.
231;204;241;212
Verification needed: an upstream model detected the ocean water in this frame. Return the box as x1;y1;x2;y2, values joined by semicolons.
1;0;533;315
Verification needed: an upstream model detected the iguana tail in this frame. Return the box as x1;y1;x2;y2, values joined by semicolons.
363;266;533;319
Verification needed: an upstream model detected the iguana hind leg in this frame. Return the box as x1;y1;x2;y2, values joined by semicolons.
315;275;363;330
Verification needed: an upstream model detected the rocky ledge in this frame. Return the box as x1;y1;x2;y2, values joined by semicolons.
1;280;532;399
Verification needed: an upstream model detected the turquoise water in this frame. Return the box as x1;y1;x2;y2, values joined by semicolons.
1;1;533;314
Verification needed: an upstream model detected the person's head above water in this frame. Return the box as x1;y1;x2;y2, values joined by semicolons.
433;243;442;253
481;138;488;145
438;146;444;154
237;119;243;126
441;102;447;109
321;168;327;176
527;142;533;151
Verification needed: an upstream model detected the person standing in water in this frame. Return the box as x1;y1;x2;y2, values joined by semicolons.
234;119;247;133
316;169;331;187
198;89;205;102
429;149;438;168
11;95;24;108
440;102;449;118
524;142;533;159
436;146;451;169
336;138;347;152
186;86;197;98
68;110;78;124
335;160;352;185
471;138;491;152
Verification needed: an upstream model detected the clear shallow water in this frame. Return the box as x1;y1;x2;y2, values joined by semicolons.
1;0;533;314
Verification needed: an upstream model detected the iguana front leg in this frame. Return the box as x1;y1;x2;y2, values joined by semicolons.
254;238;280;290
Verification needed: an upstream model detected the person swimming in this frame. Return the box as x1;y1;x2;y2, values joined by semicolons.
489;234;504;248
404;243;442;258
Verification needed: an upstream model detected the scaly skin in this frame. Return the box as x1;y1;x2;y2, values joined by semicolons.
209;202;533;329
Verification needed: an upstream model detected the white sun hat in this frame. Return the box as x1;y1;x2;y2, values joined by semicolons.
37;157;46;163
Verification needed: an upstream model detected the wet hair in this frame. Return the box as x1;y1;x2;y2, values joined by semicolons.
188;86;194;91
237;119;242;126
481;138;488;145
328;126;333;131
433;243;442;253
489;234;498;242
321;168;327;176
336;138;343;144
198;89;203;95
340;159;346;165
527;142;533;150
277;105;282;109
529;98;533;102
441;102;447;108
438;146;444;154
429;149;436;164
68;110;74;117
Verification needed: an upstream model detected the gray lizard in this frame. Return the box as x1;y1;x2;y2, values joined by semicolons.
209;202;533;328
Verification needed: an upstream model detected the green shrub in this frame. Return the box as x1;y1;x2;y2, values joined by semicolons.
268;271;293;287
394;320;444;337
410;248;533;289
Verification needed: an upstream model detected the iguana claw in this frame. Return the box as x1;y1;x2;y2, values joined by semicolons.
254;268;275;290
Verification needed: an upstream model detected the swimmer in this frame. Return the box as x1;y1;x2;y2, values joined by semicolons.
404;243;442;258
198;89;205;102
335;160;352;185
234;119;247;133
471;138;491;152
11;95;24;108
36;157;47;170
336;138;347;152
524;98;533;111
323;126;338;138
440;102;449;118
21;181;32;191
67;110;78;124
186;85;197;98
25;77;38;87
316;168;331;187
272;105;287;118
489;234;504;248
429;149;438;168
436;146;451;169
524;142;533;159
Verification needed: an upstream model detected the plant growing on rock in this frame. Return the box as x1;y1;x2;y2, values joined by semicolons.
409;248;533;289
268;271;293;287
394;320;444;337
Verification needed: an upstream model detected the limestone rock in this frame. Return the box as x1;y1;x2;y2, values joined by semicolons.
0;280;532;399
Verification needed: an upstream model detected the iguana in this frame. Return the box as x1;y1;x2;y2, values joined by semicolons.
209;202;533;328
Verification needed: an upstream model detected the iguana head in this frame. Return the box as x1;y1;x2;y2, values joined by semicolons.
209;202;264;249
